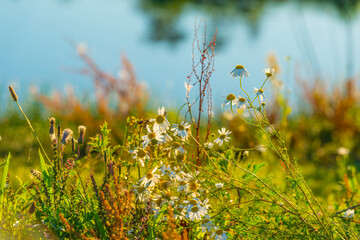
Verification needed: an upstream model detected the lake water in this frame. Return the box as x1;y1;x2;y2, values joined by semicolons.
1;0;360;110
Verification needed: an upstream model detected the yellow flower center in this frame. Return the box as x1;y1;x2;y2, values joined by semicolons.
172;142;181;148
202;218;210;224
226;94;236;101
219;133;226;139
189;182;198;191
156;115;165;124
178;124;185;131
258;89;264;94
137;149;146;158
179;181;186;186
239;97;246;102
137;186;145;193
148;132;156;140
189;199;198;205
146;172;153;179
216;229;224;235
235;65;244;69
160;181;169;190
266;72;272;77
191;206;199;213
177;206;183;212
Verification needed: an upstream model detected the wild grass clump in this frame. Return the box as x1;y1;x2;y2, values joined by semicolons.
1;21;360;239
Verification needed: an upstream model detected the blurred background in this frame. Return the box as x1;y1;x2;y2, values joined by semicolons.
1;0;360;108
1;0;360;200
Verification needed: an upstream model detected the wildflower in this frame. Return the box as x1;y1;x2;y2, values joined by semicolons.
263;67;275;77
159;164;177;180
212;227;228;240
140;167;160;187
186;205;206;221
141;126;163;147
77;125;86;144
342;209;355;219
161;131;173;143
61;129;73;145
229;65;249;78
222;94;238;108
177;179;189;192
215;183;224;189
174;204;186;220
253;88;265;101
337;147;350;156
171;121;190;140
171;142;186;156
152;106;170;133
237;96;247;110
184;82;193;97
214;128;231;146
201;215;214;233
133;184;151;202
204;142;214;149
129;148;149;167
256;145;267;153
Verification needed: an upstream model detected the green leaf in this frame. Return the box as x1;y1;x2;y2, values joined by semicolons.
252;163;266;175
0;153;11;215
94;213;107;239
155;204;167;225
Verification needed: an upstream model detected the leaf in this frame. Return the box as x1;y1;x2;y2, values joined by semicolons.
0;153;10;215
155;204;167;225
252;163;266;175
94;213;107;239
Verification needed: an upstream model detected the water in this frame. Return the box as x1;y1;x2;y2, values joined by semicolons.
1;0;360;110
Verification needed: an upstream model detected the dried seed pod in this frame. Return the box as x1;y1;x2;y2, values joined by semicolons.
77;125;86;144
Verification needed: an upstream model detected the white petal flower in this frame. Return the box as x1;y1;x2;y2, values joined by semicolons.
237;96;247;110
140;167;160;188
214;128;231;146
215;183;224;189
171;121;191;140
141;126;164;147
263;67;275;77
253;88;265;102
229;65;249;78
152;106;170;133
129;148;149;167
211;226;228;240
133;184;151;202
201;215;214;233
222;94;238;108
342;209;355;219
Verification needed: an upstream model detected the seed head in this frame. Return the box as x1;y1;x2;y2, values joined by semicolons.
61;129;73;144
77;125;86;144
49;117;56;138
8;86;18;102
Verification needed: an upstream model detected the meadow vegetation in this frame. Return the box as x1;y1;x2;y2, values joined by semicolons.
1;23;360;239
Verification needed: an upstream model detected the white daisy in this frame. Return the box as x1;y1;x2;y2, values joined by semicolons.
229;65;249;78
222;94;238;108
174;204;186;220
253;88;265;101
161;131;173;143
129;148;149;167
141;126;163;147
133;184;151;202
211;227;228;240
263;67;275;78
186;205;206;221
204;142;214;149
214;128;231;146
237;96;247;110
140;167;160;188
342;209;355;219
177;179;189;192
171;121;191;140
171;142;186;156
201;215;214;233
152;106;170;133
215;183;224;189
